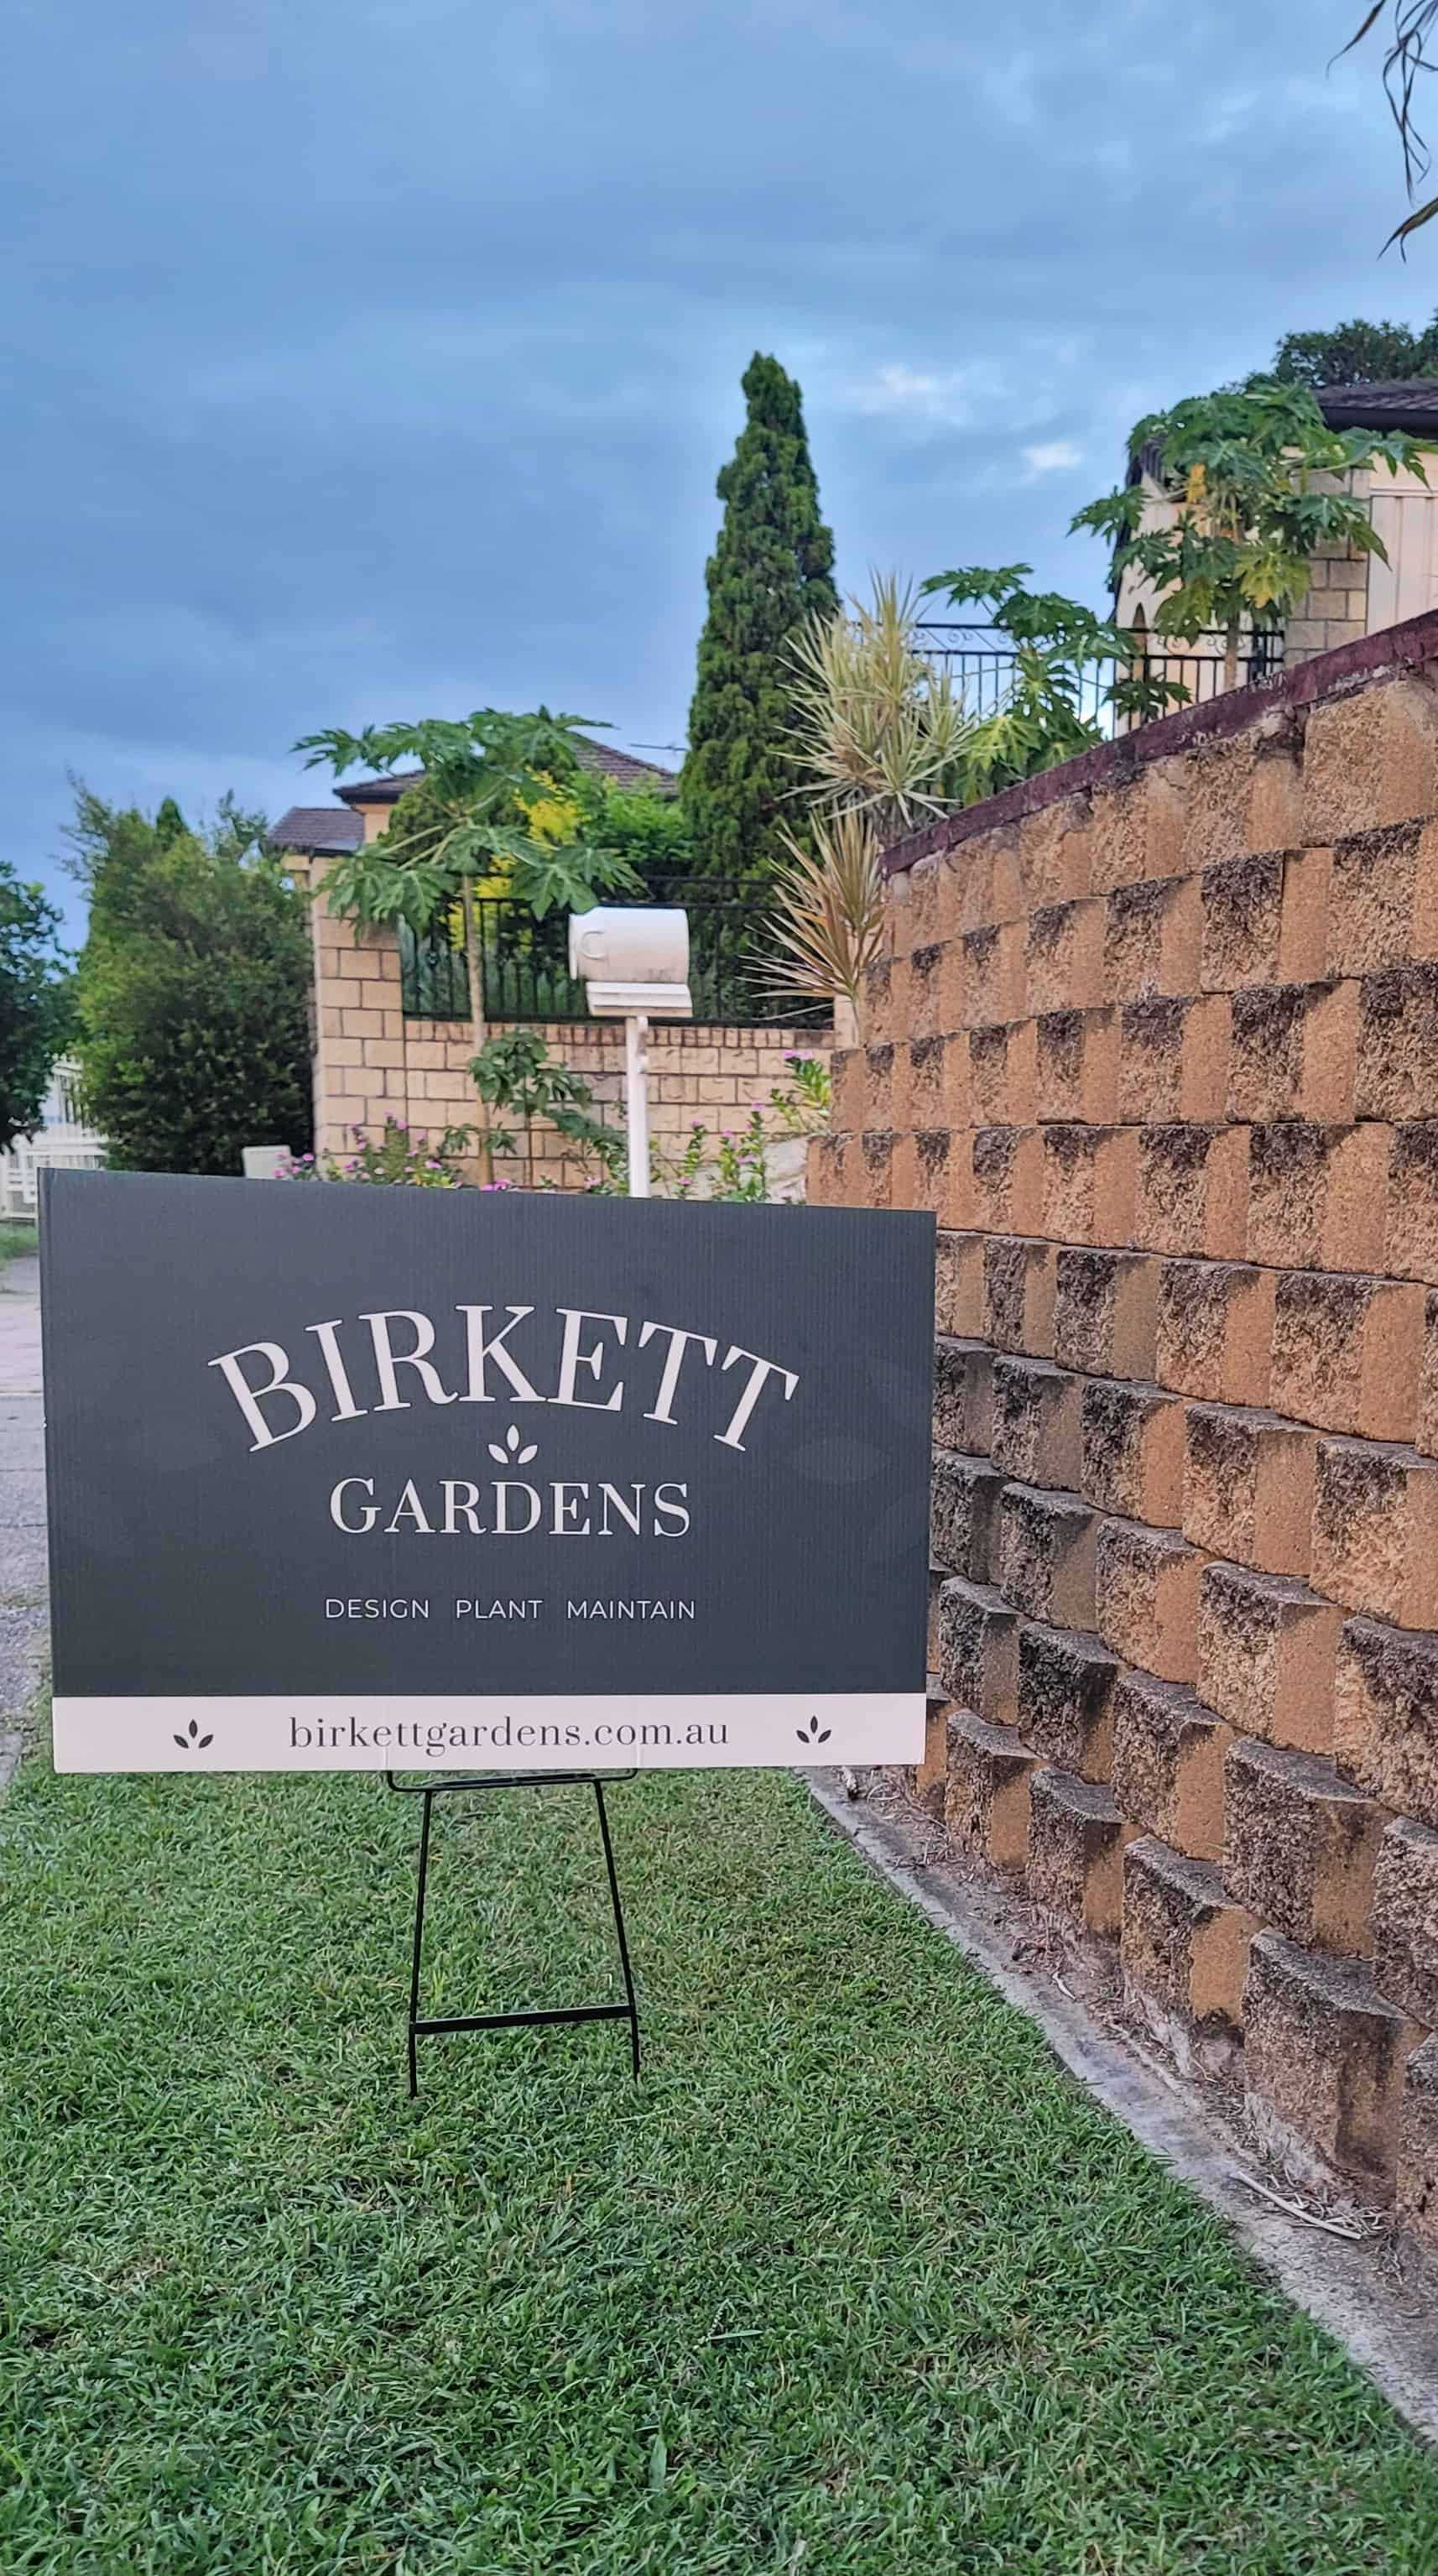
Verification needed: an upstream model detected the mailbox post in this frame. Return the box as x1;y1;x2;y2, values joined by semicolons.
567;907;692;1198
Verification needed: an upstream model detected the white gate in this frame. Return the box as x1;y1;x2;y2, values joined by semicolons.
0;1060;106;1219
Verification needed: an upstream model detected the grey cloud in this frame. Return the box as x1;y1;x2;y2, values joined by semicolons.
6;0;1434;939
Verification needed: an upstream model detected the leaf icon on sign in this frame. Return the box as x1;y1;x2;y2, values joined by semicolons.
795;1714;831;1747
173;1717;214;1752
488;1424;538;1465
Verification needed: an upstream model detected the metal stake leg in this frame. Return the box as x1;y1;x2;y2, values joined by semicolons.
407;1786;435;2100
593;1777;641;2079
393;1770;641;2095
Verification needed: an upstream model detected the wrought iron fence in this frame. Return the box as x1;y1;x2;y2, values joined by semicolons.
913;623;1284;728
400;881;831;1028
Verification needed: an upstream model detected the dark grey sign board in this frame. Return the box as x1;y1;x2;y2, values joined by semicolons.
41;1171;933;1773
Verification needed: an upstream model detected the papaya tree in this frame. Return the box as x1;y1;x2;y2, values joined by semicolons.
295;708;639;1178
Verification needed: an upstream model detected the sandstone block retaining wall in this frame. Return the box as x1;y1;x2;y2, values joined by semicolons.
810;608;1438;2226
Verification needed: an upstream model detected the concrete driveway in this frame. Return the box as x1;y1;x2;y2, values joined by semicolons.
0;1254;45;1782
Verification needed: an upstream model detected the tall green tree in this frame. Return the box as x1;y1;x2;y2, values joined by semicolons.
0;861;72;1155
683;354;838;883
67;790;313;1174
1269;311;1438;387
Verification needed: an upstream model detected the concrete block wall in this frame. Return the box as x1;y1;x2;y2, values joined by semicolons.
811;608;1438;2225
305;874;827;1186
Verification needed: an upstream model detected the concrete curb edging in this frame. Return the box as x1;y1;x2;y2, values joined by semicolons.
809;1774;1438;2448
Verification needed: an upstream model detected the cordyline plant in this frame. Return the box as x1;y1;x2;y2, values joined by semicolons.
294;708;640;1177
758;576;966;1025
1072;382;1428;691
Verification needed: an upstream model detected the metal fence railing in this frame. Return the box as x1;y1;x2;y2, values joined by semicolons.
400;882;831;1029
912;623;1285;729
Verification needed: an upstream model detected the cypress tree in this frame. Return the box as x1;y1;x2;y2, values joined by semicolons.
683;354;838;883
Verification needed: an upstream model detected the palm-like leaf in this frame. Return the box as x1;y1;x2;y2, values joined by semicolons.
753;810;886;1012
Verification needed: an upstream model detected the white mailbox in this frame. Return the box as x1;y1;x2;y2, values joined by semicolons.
567;906;691;1018
566;905;692;1198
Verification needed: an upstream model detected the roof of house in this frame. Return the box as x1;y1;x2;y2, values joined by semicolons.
1317;378;1438;435
331;734;679;807
268;806;365;855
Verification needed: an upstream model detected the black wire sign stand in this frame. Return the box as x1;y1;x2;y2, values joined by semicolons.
385;1769;641;2096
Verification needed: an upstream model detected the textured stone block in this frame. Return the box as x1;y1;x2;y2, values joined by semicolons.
1122;1836;1255;2067
1176;730;1265;874
1326;818;1438;976
1016;791;1095;906
1054;1247;1159;1379
832;1047;866;1137
1356;963;1438;1119
1016;1620;1118;1781
805;1134;852;1206
968;1125;1043;1234
905;852;961;951
961;922;1025;1027
910;1700;951;1822
1197;1563;1341;1753
908;1033;962;1134
908;940;959;1040
1302;673;1438;844
966;1019;1035;1127
862;958;895;1046
1026;898;1105;1014
1112;1669;1230;1860
933;1336;993;1454
1132;1123;1248;1259
889;1044;914;1135
1039;1124;1138;1249
1181;1403;1316;1577
930;1451;1003;1583
1246;1122;1389;1272
1034;1006;1118;1124
1103;875;1201;1004
996;1482;1097;1627
1079;1378;1185;1522
1245;1932;1419;2198
1422;1291;1438;1460
1116;994;1230;1124
1335;1614;1438;1828
888;1132;920;1212
1090;766;1185;892
944;1708;1036;1868
1226;980;1358;1124
1028;1767;1131;1934
1225;1739;1385;1953
861;1133;891;1208
935;1576;1019;1722
914;1130;963;1223
1372;1817;1438;2026
1270;1270;1425;1443
989;1355;1082;1489
1199;853;1284;991
1399;2039;1438;2249
982;1235;1057;1358
1311;1437;1438;1627
1095;1517;1202;1683
1384;1123;1438;1283
1277;847;1335;983
863;1041;894;1129
935;1230;985;1337
1155;1259;1274;1408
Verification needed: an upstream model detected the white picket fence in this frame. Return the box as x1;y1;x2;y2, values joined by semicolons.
0;1060;106;1218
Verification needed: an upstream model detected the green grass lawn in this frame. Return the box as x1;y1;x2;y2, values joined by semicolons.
3;1745;1437;2573
0;1217;38;1274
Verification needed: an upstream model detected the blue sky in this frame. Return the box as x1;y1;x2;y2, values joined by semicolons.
8;0;1438;940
